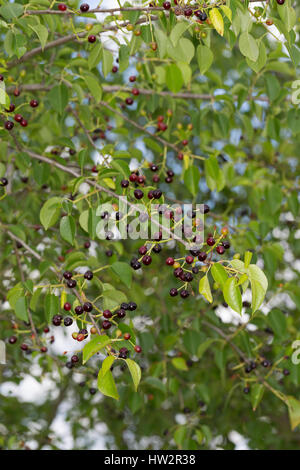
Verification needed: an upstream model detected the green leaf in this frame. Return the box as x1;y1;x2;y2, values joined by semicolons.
29;24;48;51
171;357;188;371
40;197;61;230
199;275;213;303
102;49;114;78
83;335;111;364
211;263;228;288
14;297;28;322
60;216;76;245
165;64;183;93
48;84;69;115
209;8;224;36
250;279;265;314
170;21;190;46
45;294;59;324
223;277;242;314
248;264;268;292
244;251;252;269
84;74;102;102
111;261;132;289
287;396;300;430
88;42;102;70
98;363;119;400
239;32;259;62
183;166;200;196
0;3;24;20
126;358;141;391
251;384;264;411
204;155;225;192
197;45;214;75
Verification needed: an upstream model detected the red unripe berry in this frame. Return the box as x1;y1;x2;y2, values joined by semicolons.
30;99;38;108
20;118;28;127
207;237;215;246
58;3;67;11
64;302;72;311
77;333;85;342
216;245;225;255
14;114;22;123
166;257;175;266
185;255;194;264
129;75;136;82
134;345;142;353
129;173;137;182
103;309;112;319
40;346;48;353
132;88;139;96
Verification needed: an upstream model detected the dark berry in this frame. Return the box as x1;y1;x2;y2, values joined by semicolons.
121;179;129;188
184;8;193;17
64;317;73;327
170;288;178;297
134;189;144;200
63;271;73;280
71;355;79;363
89;388;97;395
40;346;48;353
84;270;93;280
52;315;62;326
102;320;112;330
0;177;8;186
9;336;17;344
125;97;133;106
198;252;207;262
80;3;89;12
153;189;162;199
222;240;230;250
20;343;28;351
134;345;142;353
88;35;96;43
84;241;91;249
283;369;290;376
243;386;250;394
75;305;84;315
180;290;189;299
117;309;126;319
206;237;215;246
185;255;194;264
67;279;77;288
128;302;137;311
166;257;174;266
112;66;118;73
163;1;171;10
5;121;14;130
153;244;161;254
195;10;207;21
83;302;93;312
